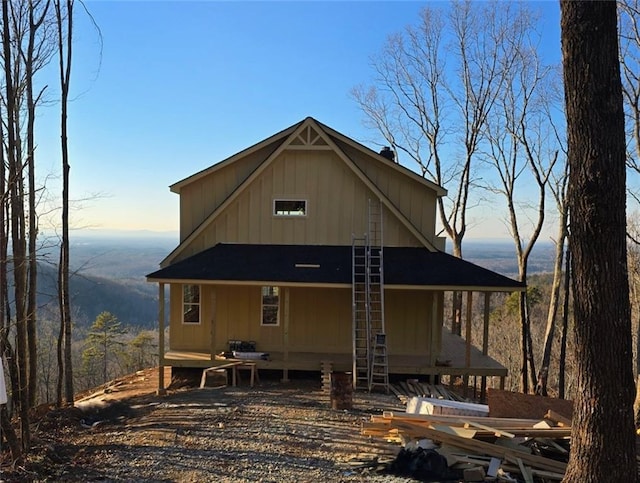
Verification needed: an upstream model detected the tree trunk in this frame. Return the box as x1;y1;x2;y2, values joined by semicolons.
55;0;74;405
561;2;637;481
536;216;568;396
635;375;640;428
559;243;570;400
25;0;46;409
56;261;64;406
450;237;463;336
0;404;21;464
519;290;528;393
636;297;640;425
3;0;31;450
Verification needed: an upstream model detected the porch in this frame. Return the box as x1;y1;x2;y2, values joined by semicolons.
160;330;507;395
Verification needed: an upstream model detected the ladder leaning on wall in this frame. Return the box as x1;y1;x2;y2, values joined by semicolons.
352;198;389;393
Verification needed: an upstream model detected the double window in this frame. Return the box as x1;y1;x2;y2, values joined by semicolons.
274;199;307;216
182;284;200;324
261;286;279;326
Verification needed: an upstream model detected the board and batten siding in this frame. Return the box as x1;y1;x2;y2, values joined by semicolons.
176;149;425;261
384;290;442;357
168;284;213;351
287;287;352;353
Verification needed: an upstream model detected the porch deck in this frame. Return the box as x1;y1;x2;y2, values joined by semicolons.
163;331;506;378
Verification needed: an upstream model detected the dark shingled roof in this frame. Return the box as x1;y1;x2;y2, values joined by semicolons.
147;244;524;290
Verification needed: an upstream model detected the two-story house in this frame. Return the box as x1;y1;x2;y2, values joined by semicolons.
147;117;524;394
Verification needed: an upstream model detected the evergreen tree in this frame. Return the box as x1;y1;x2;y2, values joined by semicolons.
82;312;127;385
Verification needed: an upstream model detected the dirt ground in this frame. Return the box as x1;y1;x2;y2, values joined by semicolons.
1;367;410;482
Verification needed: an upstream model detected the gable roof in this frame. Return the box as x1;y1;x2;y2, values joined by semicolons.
163;117;447;265
148;243;525;292
170;117;446;196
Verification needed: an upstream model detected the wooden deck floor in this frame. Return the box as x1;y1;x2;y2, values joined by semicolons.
164;331;506;378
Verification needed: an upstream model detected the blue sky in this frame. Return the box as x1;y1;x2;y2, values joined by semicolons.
38;1;561;240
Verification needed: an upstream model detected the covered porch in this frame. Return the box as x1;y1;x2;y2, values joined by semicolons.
160;329;507;396
147;244;524;399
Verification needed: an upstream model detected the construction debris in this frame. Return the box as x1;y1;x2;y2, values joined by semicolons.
364;387;573;482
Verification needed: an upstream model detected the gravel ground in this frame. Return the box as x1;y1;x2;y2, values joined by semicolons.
5;372;416;482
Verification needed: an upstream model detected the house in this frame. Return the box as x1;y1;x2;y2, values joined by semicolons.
146;117;524;395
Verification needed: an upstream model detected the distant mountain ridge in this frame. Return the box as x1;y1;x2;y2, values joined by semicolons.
31;235;175;330
36;262;159;329
457;240;556;278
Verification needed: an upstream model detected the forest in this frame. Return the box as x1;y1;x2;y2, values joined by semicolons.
1;0;639;480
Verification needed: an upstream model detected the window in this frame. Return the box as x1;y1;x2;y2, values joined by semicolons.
274;199;307;216
182;284;200;324
261;286;279;326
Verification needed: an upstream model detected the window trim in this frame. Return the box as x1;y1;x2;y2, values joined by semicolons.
261;286;280;326
273;198;307;217
182;284;201;325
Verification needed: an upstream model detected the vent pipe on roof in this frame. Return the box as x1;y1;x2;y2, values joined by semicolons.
379;146;395;162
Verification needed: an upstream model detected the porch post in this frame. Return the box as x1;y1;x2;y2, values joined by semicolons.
481;292;492;401
463;291;473;397
210;287;217;360
282;287;290;383
482;292;491;355
157;282;166;396
429;291;439;368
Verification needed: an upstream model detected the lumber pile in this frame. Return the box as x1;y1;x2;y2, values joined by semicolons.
363;390;573;482
389;379;466;404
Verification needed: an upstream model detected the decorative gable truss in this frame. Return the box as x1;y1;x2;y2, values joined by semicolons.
287;124;331;149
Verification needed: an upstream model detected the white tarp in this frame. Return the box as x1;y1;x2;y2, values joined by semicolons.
405;396;488;417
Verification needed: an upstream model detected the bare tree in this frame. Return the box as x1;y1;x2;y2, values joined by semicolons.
54;0;73;406
24;0;52;408
352;1;536;335
3;0;32;450
0;78;21;464
558;242;571;400
535;155;569;396
533;81;570;396
617;0;640;423
619;0;640;207
561;1;637;481
482;14;560;392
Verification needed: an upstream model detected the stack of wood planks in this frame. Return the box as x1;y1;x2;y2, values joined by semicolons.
363;390;574;482
389;380;466;404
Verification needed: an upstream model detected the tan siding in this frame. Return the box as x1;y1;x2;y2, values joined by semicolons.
168;284;211;352
288;287;351;352
385;290;433;357
213;285;285;353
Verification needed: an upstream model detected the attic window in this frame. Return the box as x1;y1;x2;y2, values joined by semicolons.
274;199;307;217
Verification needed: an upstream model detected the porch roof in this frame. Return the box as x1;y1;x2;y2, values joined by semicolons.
146;243;524;291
